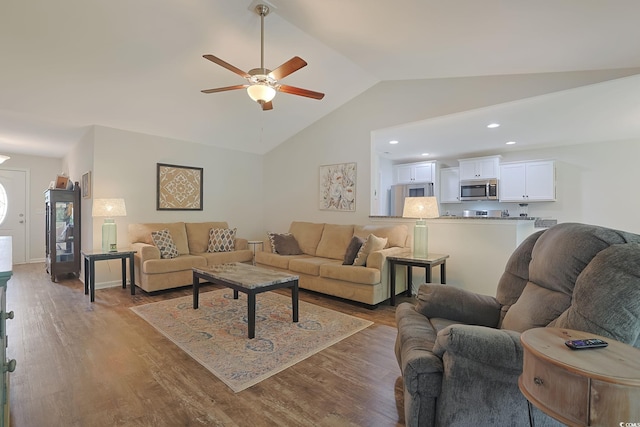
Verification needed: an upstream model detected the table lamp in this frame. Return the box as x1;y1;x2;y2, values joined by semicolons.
402;196;440;257
92;198;127;252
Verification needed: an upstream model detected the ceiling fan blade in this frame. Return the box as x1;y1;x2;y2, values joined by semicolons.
279;85;325;100
269;56;307;80
201;84;248;94
262;101;273;111
203;54;250;79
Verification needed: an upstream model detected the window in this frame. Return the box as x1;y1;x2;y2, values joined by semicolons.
0;183;7;225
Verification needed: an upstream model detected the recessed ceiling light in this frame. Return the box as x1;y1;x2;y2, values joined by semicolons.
487;123;500;129
421;153;429;156
389;140;399;145
506;141;517;145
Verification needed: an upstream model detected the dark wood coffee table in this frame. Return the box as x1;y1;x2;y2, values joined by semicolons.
192;262;299;339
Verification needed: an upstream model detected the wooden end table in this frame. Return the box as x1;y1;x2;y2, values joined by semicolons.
192;262;299;339
387;252;449;306
82;249;137;302
519;327;640;426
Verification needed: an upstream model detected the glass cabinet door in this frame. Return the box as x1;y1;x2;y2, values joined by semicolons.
54;200;74;262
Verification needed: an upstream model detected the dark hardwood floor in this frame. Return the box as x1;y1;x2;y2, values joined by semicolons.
6;263;413;426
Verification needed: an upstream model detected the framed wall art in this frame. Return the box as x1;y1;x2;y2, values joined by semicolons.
81;171;91;198
319;162;356;211
156;163;203;210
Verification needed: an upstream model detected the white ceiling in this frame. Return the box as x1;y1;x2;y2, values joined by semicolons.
1;0;640;159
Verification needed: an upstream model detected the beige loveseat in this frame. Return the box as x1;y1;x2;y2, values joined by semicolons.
128;221;253;293
255;221;410;307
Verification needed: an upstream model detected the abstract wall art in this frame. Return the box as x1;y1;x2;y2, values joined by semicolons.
319;162;356;211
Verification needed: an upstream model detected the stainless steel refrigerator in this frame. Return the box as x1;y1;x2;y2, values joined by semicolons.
389;182;434;216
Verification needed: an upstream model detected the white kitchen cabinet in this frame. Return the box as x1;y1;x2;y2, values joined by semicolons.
499;160;556;202
439;167;460;203
394;161;435;184
459;156;501;180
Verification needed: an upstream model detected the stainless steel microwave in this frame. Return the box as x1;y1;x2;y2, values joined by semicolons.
460;179;498;201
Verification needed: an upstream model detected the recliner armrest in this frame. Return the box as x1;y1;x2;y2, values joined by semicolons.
434;324;523;371
415;284;502;328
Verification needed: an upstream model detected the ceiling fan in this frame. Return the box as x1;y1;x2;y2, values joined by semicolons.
201;3;325;111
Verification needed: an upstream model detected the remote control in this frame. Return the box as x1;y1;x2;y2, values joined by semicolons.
565;338;608;350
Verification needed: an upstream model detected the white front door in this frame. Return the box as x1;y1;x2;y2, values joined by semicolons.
0;169;27;264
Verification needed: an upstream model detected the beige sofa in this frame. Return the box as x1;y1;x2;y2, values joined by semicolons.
128;221;253;293
255;221;410;307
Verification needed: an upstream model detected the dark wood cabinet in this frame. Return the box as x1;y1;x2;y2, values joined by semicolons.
45;186;81;281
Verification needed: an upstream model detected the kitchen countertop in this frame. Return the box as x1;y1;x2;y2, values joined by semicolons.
369;216;557;228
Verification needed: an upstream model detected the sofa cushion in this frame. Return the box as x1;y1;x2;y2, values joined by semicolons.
343;236;364;265
199;250;253;266
354;224;408;248
319;263;380;285
185;222;229;253
315;224;355;260
289;221;325;256
268;232;303;255
550;244;640;346
500;282;572;333
353;234;387;266
142;254;206;274
129;222;189;255
208;228;236;252
289;257;337;276
256;251;308;270
151;229;179;259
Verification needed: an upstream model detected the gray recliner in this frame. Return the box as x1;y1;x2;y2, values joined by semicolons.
394;222;640;426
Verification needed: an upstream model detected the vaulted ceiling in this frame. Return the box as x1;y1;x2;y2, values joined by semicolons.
2;0;640;158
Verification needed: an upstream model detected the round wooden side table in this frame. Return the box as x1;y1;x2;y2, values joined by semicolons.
519;327;640;426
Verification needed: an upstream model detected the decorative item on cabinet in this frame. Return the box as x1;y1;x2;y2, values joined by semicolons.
44;185;81;281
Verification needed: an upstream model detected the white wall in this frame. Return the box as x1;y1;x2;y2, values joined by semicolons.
263;70;640;296
263;69;637;232
0;153;62;262
62;125;265;287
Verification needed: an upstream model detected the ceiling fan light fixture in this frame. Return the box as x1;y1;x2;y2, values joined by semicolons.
247;83;276;103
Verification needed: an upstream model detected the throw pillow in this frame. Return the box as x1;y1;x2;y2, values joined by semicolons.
352;234;388;266
208;228;237;252
151;229;179;259
267;232;303;255
343;236;364;265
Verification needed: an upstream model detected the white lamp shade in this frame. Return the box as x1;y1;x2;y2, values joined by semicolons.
0;155;10;164
92;198;127;217
247;84;276;103
402;196;440;219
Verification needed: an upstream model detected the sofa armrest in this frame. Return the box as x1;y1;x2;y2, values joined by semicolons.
433;324;523;371
131;242;160;262
415;284;502;328
366;246;409;270
234;238;248;250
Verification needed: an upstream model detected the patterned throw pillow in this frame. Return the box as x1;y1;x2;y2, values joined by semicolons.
151;229;179;259
208;228;237;252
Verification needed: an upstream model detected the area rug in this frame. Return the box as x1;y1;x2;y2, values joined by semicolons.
130;289;373;392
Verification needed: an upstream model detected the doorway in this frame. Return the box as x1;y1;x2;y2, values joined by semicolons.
0;169;28;264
